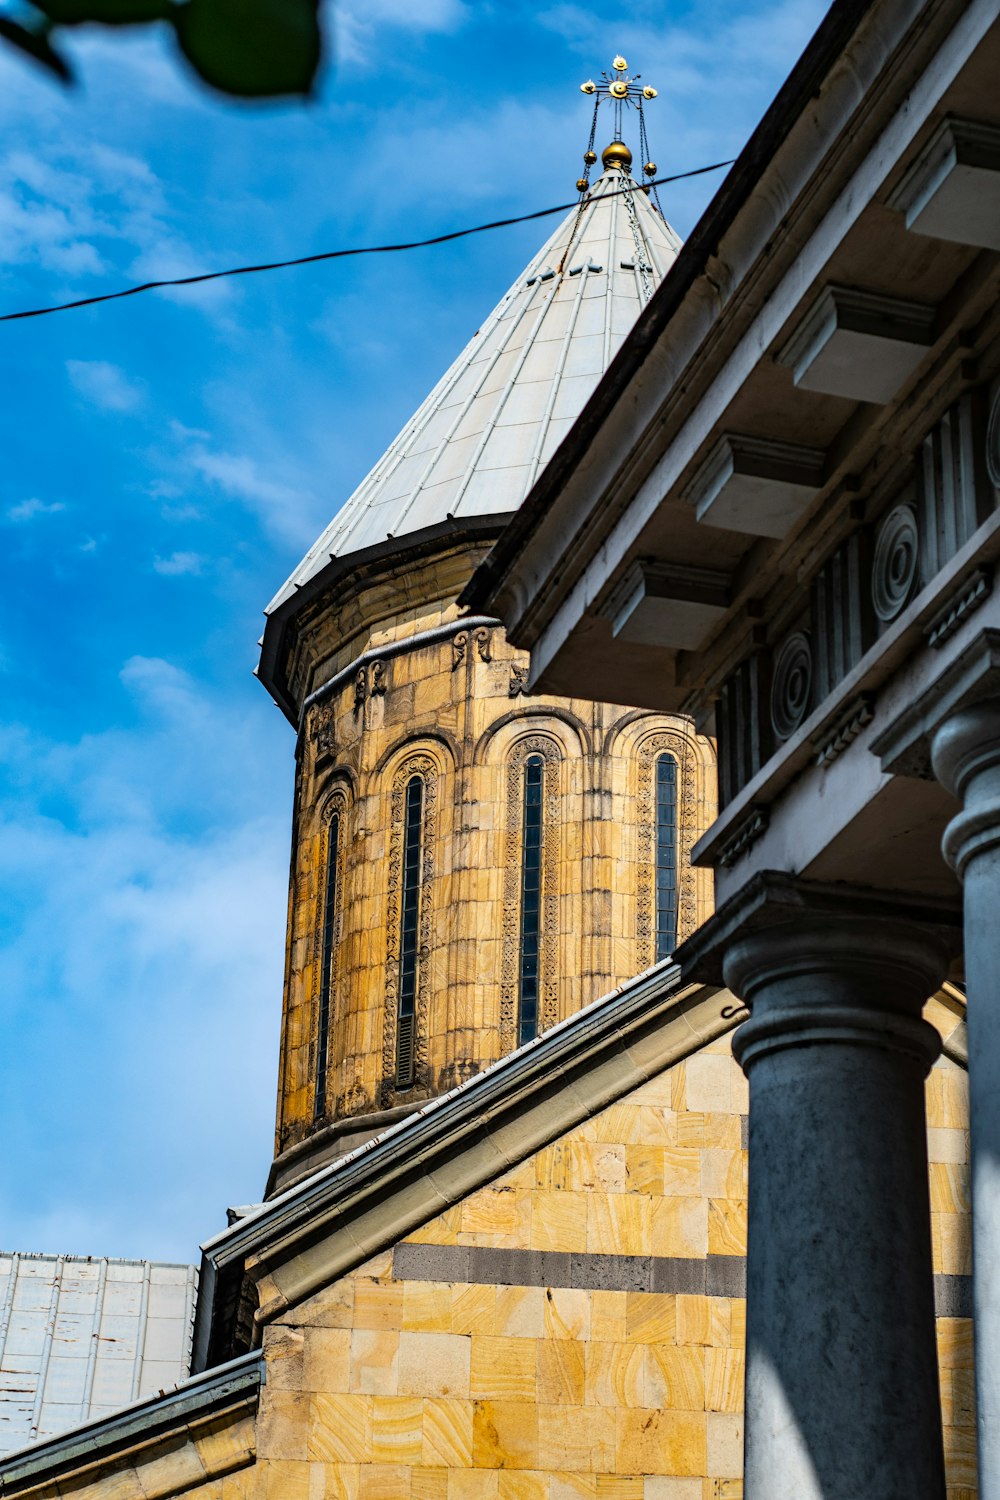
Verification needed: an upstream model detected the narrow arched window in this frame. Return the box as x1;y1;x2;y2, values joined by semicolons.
518;755;544;1045
396;775;424;1087
655;754;679;961
314;811;340;1119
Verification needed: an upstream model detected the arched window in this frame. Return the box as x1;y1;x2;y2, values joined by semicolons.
654;754;679;961
314;810;340;1120
395;774;424;1087
501;737;559;1054
517;755;544;1044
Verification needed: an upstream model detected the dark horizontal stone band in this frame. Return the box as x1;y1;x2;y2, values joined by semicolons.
393;1241;971;1317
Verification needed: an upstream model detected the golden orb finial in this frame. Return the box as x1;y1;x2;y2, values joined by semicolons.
612;54;628;71
601;140;633;172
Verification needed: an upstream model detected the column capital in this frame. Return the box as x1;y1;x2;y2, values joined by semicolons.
932;699;1000;877
873;624;1000;778
675;869;962;986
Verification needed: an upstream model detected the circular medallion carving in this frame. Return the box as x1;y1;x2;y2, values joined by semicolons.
872;504;919;622
987;387;1000;490
770;632;813;741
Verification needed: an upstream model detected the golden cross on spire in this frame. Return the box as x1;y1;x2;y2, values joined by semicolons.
574;56;659;196
580;56;657;106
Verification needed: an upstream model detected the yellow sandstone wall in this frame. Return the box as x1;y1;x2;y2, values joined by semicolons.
255;1011;974;1499
274;581;716;1180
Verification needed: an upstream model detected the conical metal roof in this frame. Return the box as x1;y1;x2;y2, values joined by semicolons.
265;167;681;618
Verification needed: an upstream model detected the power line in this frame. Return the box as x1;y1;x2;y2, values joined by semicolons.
0;161;734;325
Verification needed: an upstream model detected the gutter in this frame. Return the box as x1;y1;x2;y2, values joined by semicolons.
192;962;731;1369
0;1350;263;1493
258;514;512;723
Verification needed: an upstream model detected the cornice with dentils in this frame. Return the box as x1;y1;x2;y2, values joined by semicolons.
460;0;946;637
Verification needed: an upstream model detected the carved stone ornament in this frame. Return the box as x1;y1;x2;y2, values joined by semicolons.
499;737;560;1055
370;660;388;696
310;701;336;759
474;627;493;663
308;794;347;1115
872;503;919;622
770;631;813;741
354;666;367;709
381;754;437;1106
988;386;1000;490
336;1077;370;1118
452;632;469;671
635;731;701;970
509;664;529;697
813;693;876;768
717;806;769;867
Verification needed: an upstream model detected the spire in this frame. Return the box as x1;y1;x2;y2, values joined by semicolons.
260;60;681;678
578;55;660;206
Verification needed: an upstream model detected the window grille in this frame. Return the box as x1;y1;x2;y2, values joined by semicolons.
518;755;544;1045
655;754;679;961
314;811;339;1119
396;775;424;1086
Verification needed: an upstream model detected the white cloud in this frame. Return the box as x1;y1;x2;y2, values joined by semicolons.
336;0;468;61
153;550;204;576
0;660;290;1260
6;497;65;522
66;358;145;412
189;447;317;547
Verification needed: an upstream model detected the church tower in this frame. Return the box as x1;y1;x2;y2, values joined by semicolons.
256;64;717;1196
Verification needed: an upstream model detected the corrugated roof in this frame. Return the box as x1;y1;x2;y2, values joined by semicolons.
0;1254;197;1457
264;167;681;617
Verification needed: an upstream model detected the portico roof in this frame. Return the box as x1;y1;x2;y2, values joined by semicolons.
465;0;1000;909
464;0;1000;714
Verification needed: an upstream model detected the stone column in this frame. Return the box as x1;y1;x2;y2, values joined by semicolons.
723;899;950;1500
933;699;1000;1499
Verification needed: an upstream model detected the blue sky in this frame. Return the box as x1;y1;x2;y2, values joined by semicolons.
0;0;828;1264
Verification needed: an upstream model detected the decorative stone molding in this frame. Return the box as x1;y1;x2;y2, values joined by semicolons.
635;730;701;969
509;664;529;697
382;753;438;1105
354;666;367;709
770;631;813;741
874;627;1000;779
370;659;388;696
717;806;769;868
872;503;919;622
437;1058;480;1092
987;385;1000;489
336;1077;370;1119
888;116;1000;251
924;567;993;649
451;631;468;671
777;284;937;404
499;736;560;1054
474;626;493;662
684;433;825;539
604;558;730;651
310;791;349;1121
310;701;336;760
813;693;876;767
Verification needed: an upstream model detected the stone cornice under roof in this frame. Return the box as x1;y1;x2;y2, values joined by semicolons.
193;962;730;1369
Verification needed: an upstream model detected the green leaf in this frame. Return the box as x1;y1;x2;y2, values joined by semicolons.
32;0;172;23
172;0;320;98
0;14;72;79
